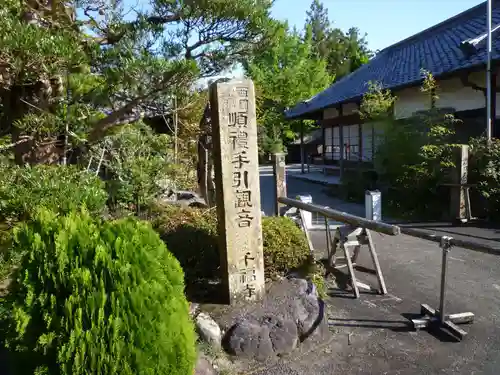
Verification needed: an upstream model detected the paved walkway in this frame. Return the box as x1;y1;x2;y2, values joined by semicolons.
259;165;500;375
261;164;341;186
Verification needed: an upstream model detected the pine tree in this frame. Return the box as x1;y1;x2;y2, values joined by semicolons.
304;0;372;80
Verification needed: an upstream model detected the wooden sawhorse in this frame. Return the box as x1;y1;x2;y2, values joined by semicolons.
326;225;387;298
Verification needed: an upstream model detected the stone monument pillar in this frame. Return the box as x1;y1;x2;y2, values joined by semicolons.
450;145;469;221
210;79;265;303
272;152;287;216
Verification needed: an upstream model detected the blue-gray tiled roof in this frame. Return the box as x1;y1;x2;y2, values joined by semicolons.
287;1;500;119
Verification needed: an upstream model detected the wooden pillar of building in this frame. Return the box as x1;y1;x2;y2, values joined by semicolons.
492;71;498;138
358;109;363;164
300;122;305;174
338;105;344;180
322;124;326;165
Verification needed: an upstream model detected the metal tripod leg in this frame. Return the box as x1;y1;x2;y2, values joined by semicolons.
410;236;474;340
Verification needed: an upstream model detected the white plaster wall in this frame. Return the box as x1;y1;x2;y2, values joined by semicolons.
394;87;430;119
394;68;500;120
436;77;485;112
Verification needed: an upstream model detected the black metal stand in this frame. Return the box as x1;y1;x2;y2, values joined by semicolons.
410;236;474;340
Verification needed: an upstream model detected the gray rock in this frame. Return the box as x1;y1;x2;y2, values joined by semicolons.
195;356;218;375
158;189;208;208
288;277;309;294
225;316;298;360
288;277;325;340
226;318;273;360
190;302;200;317
263;316;298;355
293;294;321;338
196;312;222;347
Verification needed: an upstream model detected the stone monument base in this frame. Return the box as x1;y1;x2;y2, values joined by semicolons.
198;277;328;363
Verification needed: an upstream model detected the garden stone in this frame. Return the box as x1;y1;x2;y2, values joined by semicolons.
225;316;298;360
288;277;309;294
190;302;200;317
195;356;218;375
196;312;222;347
263;316;298;355
293;294;322;339
225;319;274;360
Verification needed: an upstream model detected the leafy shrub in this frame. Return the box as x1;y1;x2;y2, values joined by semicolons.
261;216;311;278
2;209;196;375
358;73;460;220
339;168;378;202
0;164;107;221
0;223;18;283
97;123;196;212
153;204;219;281
469;137;500;221
153;205;311;280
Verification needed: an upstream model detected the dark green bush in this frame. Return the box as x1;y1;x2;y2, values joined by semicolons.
356;73;461;220
339;168;378;203
153;204;219;281
469;137;500;221
153;205;310;280
261;216;311;278
2;209;196;375
0;165;107;221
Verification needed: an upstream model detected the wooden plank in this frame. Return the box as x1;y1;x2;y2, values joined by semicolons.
365;229;388;295
443;320;468;340
448;312;474;324
299;209;314;256
343;243;360;299
421;304;436;316
278;197;400;236
324;216;332;260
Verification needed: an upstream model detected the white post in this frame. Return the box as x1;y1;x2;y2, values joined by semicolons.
297;194;313;229
487;0;493;141
365;190;382;221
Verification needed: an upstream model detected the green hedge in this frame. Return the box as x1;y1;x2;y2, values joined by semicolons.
153;205;311;280
0;165;107;221
1;209;196;375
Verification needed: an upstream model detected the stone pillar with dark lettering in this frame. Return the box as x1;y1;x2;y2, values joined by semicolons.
210;79;265;303
450;145;469;221
272;152;287;216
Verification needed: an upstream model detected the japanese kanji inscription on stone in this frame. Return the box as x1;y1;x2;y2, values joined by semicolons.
210;79;265;303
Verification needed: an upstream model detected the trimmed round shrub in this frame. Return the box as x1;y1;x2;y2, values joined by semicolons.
0;165;107;221
2;208;196;375
153;204;219;281
261;216;311;278
153;205;310;280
